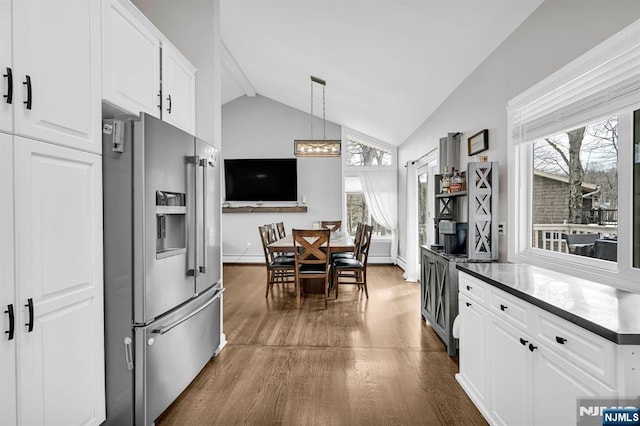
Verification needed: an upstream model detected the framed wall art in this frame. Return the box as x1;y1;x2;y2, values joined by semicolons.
467;129;489;156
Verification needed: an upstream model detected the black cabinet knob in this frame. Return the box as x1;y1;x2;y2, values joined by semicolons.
555;336;567;344
519;338;528;346
500;304;508;311
528;343;538;352
465;302;471;307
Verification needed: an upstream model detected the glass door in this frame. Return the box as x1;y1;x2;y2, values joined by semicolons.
418;159;438;248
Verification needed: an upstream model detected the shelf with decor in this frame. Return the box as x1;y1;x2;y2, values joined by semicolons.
222;206;307;213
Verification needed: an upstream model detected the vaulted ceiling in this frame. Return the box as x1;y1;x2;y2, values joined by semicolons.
220;0;543;145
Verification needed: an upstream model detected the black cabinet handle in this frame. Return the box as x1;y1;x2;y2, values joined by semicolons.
465;302;471;307
23;75;32;110
466;285;471;291
519;338;528;346
157;91;162;109
528;343;537;352
555;336;567;344
166;94;172;114
4;304;14;340
3;67;12;104
500;304;508;311
24;298;33;332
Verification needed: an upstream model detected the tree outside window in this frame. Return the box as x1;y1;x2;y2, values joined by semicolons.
345;136;392;166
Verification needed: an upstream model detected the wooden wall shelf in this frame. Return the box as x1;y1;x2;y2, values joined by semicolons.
222;206;308;213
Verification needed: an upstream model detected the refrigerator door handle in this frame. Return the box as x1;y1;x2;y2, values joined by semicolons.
151;288;224;336
199;158;208;274
123;337;134;371
186;155;200;277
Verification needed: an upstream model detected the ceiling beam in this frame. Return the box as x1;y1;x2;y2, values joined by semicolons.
221;39;256;97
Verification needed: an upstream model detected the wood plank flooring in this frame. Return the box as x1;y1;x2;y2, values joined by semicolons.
156;264;487;425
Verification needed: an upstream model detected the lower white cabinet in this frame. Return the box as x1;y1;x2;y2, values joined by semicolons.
457;272;624;426
0;136;105;425
488;315;532;426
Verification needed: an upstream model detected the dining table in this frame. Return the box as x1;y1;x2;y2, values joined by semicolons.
267;232;355;300
267;232;355;254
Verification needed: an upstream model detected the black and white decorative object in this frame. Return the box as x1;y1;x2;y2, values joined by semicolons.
467;161;498;260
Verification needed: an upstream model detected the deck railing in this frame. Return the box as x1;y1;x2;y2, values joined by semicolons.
532;223;618;253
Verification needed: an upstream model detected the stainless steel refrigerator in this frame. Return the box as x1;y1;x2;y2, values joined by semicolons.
102;113;223;425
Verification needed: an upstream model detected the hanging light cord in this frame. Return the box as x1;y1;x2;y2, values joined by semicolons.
309;76;327;140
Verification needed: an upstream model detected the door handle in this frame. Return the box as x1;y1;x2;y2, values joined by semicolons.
3;67;12;104
186;155;200;277
166;94;172;114
199;157;208;274
4;304;14;340
23;75;32;110
24;298;33;332
151;289;223;335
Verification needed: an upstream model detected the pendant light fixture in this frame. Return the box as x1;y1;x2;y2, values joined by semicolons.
294;76;341;157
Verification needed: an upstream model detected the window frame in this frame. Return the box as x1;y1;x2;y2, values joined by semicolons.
507;21;640;290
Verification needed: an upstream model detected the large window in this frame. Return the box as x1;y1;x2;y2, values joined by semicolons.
345;177;391;237
507;20;640;288
531;117;618;262
342;130;396;241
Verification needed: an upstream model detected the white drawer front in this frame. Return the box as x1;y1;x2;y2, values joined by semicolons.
489;287;532;333
459;273;487;304
534;308;615;388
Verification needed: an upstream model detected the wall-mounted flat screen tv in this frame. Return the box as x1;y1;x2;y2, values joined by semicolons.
224;158;297;202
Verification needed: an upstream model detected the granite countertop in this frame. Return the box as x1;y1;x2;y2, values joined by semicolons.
456;263;640;345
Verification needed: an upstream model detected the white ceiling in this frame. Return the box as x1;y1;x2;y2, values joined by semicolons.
220;0;543;145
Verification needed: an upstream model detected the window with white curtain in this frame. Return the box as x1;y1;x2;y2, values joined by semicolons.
342;129;397;244
507;19;640;288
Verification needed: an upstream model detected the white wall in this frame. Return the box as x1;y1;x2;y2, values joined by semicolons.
221;94;342;262
397;0;640;263
131;0;220;148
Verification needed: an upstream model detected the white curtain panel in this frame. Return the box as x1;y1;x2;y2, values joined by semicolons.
402;163;419;281
358;169;398;263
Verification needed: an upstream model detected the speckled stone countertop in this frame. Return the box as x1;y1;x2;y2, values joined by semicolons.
456;263;640;345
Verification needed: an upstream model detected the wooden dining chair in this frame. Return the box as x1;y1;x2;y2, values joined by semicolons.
332;224;373;299
333;221;364;261
320;220;342;232
276;222;286;239
258;225;295;297
292;229;331;308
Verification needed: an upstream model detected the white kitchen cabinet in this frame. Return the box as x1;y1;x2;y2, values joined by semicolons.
0;137;105;425
458;294;490;411
162;42;196;134
102;0;197;134
488;315;533;426
457;272;625;425
102;0;161;119
0;0;11;134
533;344;616;426
0;132;16;424
9;0;101;153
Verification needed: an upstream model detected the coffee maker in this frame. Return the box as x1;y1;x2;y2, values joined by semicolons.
438;220;468;255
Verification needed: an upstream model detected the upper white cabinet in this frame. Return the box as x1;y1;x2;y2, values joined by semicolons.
162;42;196;134
102;0;197;135
102;0;160;119
6;0;102;153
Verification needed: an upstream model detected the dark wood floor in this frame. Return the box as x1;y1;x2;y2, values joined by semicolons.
156;264;487;425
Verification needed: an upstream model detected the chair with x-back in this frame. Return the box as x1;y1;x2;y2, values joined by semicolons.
292;229;331;309
258;225;295;297
332;224;372;299
320;220;341;232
